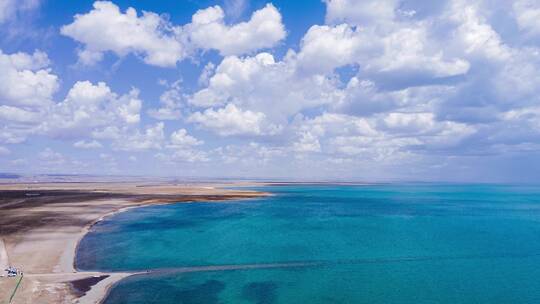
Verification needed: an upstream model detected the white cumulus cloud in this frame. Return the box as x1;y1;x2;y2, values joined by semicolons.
61;1;186;67
169;128;203;147
188;104;281;136
188;3;285;56
40;81;142;138
0;49;58;107
113;122;164;151
513;0;540;38
61;1;286;67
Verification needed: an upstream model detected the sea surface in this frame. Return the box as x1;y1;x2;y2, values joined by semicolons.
76;184;540;303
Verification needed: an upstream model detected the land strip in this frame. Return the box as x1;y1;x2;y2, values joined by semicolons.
0;182;267;304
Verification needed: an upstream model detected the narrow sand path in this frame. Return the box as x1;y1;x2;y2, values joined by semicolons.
0;238;8;273
76;273;132;304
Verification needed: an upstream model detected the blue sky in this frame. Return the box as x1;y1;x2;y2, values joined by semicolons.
1;0;540;182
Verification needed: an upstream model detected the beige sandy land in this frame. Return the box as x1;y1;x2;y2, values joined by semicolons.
76;273;133;304
0;182;267;304
0;238;8;274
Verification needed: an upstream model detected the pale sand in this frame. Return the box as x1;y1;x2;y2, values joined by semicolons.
0;182;267;304
0;237;8;274
76;273;132;304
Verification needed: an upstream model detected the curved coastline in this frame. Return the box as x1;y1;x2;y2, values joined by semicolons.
73;201;190;304
75;199;270;304
0;182;268;304
72;203;151;304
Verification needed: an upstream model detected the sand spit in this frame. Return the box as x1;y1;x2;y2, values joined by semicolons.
0;182;267;304
0;238;8;274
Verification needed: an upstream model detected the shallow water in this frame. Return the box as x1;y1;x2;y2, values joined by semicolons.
77;184;540;303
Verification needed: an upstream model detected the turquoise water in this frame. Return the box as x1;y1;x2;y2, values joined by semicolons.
77;184;540;303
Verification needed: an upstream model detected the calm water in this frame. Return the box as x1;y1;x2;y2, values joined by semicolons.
77;184;540;303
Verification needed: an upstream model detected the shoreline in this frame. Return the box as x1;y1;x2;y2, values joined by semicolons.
72;201;182;304
72;201;165;272
0;182;268;304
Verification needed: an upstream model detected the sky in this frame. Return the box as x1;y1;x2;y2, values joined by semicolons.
1;0;540;182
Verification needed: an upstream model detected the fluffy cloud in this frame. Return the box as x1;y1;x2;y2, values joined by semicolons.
189;53;277;108
297;19;469;81
6;0;540;180
169;128;203;147
292;111;475;161
147;80;183;120
61;1;186;67
366;25;470;78
40;81;142;138
447;0;510;61
73;139;102;149
0;49;58;144
189;52;341;122
113;122;164;151
189;104;281;136
156;128;207;162
0;49;148;146
0;50;58;107
184;1;472;140
293;132;321;153
330;78;450;116
188;3;285;56
0;126;28;144
0;105;41;123
434;1;540;124
378;112;476;149
296;24;365;74
61;1;286;67
513;0;540;38
214;142;285;165
155;149;209;163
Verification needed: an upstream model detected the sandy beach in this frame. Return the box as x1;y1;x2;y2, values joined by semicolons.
0;181;267;304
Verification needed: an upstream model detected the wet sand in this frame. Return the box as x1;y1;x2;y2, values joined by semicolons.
0;182;267;304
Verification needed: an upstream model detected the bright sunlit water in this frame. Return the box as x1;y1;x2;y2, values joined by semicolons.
76;184;540;303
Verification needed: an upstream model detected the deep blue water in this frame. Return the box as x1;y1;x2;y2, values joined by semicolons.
76;184;540;303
